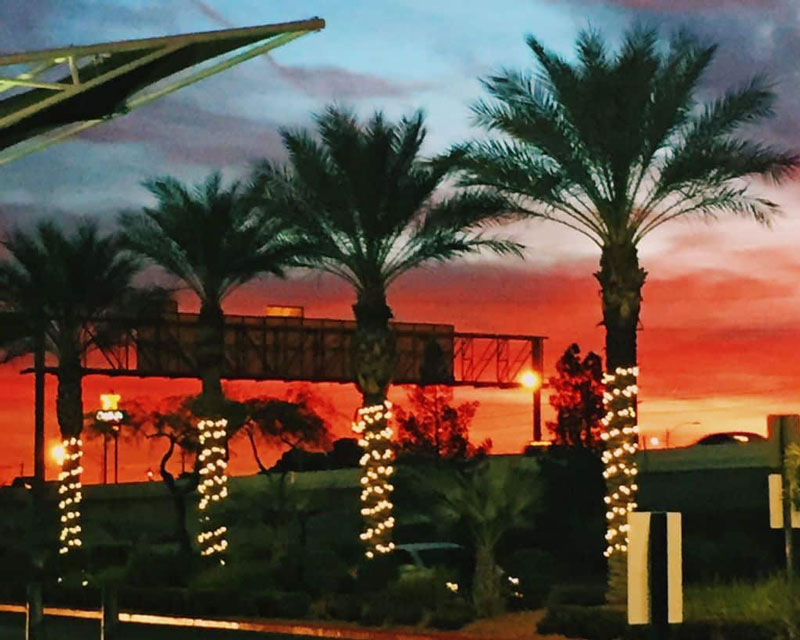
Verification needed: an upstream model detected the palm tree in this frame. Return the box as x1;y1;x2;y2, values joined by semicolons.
412;460;540;617
449;26;798;602
119;173;309;411
0;219;154;559
118;172;311;561
250;106;522;558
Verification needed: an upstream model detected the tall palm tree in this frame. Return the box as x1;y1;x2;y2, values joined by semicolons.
449;26;798;602
250;106;522;558
119;173;309;411
118;172;312;560
0;219;153;558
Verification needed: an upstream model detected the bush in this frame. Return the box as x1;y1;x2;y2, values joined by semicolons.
429;599;474;630
327;593;362;621
360;595;393;626
547;583;607;607
360;587;425;626
124;547;192;587
46;585;101;610
275;591;312;619
502;548;555;608
537;447;606;578
537;605;777;640
251;590;311;619
302;549;351;595
354;555;399;594
186;589;247;617
119;587;188;616
537;605;631;640
684;531;777;583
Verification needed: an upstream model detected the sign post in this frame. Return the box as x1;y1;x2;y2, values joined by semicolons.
768;415;800;583
628;512;682;639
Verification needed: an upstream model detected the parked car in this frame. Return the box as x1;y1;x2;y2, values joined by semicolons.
393;542;470;584
693;432;766;445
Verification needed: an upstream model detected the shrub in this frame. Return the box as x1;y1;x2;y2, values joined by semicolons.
390;598;425;625
360;595;393;626
327;593;362;621
429;599;474;630
537;605;631;640
274;591;311;619
536;447;606;578
118;587;188;616
354;555;399;594
537;605;777;640
502;547;555;608
251;590;310;619
45;585;101;610
547;583;607;607
302;549;351;595
124;547;192;587
186;589;242;617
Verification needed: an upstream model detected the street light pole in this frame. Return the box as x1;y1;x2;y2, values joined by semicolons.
96;392;123;484
113;425;120;484
102;433;108;485
521;370;543;442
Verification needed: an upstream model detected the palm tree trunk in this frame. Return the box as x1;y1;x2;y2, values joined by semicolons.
472;541;502;618
56;353;84;557
195;300;230;561
352;289;397;558
56;355;84;439
595;242;646;605
33;330;45;485
197;300;225;410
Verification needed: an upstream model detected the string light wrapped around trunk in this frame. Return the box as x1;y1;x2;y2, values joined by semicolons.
352;400;396;559
197;418;229;561
58;437;83;555
600;366;640;559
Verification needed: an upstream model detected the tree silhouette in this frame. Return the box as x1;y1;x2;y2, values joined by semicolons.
395;385;489;460
547;344;604;450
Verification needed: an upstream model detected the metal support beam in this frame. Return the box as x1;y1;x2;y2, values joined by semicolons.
0;18;325;165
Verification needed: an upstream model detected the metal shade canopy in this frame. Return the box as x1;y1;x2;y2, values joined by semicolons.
0;17;325;165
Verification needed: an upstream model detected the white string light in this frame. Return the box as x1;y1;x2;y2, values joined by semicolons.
197;418;229;562
58;437;83;555
353;400;396;559
600;366;640;559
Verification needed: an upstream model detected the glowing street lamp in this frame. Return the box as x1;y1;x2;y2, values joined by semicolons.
96;392;124;484
50;443;65;466
521;370;541;390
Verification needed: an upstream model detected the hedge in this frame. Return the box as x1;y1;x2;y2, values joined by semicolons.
537;605;777;640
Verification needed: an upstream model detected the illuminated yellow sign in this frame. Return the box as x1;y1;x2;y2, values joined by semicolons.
99;393;121;411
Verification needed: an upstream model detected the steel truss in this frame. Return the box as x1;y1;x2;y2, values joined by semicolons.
0;18;325;165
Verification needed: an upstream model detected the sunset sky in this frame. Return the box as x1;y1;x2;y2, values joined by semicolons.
2;0;799;484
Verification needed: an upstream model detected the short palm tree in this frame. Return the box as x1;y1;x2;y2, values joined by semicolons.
250;106;522;558
449;26;798;602
413;460;539;617
119;172;312;560
0;219;151;557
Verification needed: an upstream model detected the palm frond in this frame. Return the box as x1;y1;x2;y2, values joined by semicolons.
252;106;520;300
449;25;798;246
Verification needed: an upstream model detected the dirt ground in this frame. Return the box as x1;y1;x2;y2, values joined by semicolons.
461;610;574;640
